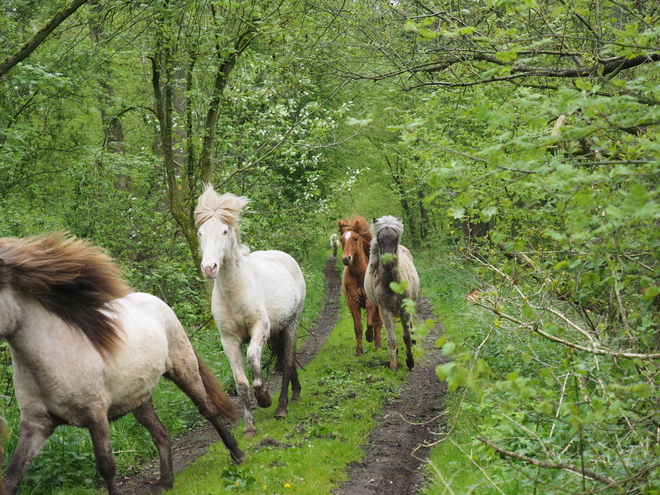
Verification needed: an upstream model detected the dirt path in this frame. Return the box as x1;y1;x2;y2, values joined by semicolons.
118;256;446;494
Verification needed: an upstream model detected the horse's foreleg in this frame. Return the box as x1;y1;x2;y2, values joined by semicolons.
348;301;364;356
381;310;398;371
401;311;415;370
222;336;257;437
87;416;119;495
132;400;173;492
246;322;272;410
4;417;57;495
366;300;382;349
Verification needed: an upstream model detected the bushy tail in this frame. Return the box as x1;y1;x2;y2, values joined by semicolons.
196;354;240;422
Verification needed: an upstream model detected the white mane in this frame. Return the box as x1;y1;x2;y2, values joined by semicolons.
369;216;404;268
371;215;403;237
194;184;250;229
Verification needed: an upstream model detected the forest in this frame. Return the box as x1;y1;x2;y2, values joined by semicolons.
1;0;660;493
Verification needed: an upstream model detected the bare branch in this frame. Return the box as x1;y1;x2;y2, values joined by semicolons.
0;0;90;78
478;436;618;487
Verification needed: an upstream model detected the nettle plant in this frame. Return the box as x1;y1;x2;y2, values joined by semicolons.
433;79;660;492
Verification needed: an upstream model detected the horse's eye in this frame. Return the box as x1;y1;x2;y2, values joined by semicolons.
223;229;228;235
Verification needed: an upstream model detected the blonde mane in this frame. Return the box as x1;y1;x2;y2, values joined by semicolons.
194;185;250;244
0;232;131;355
194;185;250;228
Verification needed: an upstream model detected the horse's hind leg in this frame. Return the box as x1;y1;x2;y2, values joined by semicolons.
290;365;301;402
274;322;299;418
132;399;173;493
4;417;57;495
166;353;244;462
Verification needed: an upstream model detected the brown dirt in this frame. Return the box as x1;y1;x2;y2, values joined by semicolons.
117;256;447;494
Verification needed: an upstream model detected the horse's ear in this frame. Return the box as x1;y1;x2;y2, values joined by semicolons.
338;219;348;232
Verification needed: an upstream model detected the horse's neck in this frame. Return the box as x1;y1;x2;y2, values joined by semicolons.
347;248;369;276
3;293;87;369
214;244;248;295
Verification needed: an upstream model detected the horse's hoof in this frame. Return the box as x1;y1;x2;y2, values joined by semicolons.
232;449;246;465
406;357;414;370
254;389;272;408
151;480;174;494
274;406;288;419
389;363;398;372
291;391;301;401
243;427;257;438
355;349;363;356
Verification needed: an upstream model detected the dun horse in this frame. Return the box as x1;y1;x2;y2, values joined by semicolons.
0;233;243;495
195;185;306;437
338;216;382;356
364;216;420;371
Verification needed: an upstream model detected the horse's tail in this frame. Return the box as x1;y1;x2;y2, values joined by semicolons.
196;353;240;421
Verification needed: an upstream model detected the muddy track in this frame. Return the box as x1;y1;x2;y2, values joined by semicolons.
118;256;446;494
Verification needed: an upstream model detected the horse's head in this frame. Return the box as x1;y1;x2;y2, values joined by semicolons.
195;186;250;279
338;216;371;267
197;217;232;278
339;230;360;266
372;216;404;273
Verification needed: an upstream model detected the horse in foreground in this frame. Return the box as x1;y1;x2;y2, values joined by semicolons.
338;216;382;356
364;216;420;371
0;233;243;495
195;185;306;437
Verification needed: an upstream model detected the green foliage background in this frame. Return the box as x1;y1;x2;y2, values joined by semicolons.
2;0;660;493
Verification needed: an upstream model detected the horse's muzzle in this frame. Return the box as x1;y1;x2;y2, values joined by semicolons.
342;256;352;266
201;262;219;279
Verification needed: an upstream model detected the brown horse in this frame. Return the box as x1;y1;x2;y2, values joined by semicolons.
338;216;382;356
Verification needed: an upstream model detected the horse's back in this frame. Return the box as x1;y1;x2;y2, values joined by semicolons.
104;293;179;414
244;250;306;327
248;250;306;296
398;245;420;300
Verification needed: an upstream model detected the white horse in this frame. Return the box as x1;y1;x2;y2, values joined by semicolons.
364;216;420;371
0;233;243;495
330;233;340;257
195;185;306;437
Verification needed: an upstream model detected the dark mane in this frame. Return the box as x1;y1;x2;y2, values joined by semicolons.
0;232;131;355
337;216;372;259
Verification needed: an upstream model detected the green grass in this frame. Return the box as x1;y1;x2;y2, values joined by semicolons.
168;301;409;494
414;246;495;495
